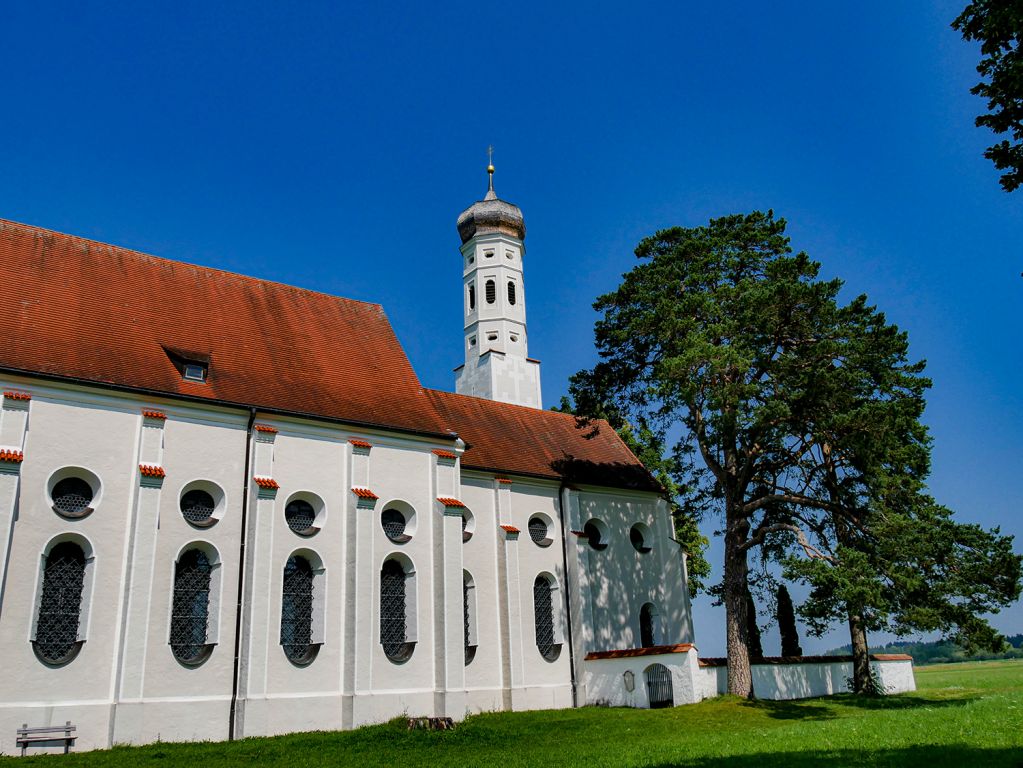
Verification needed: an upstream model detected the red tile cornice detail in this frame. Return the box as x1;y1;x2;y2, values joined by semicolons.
500;524;520;533
436;497;466;508
254;476;280;490
496;477;512;485
0;449;24;463
351;486;378;499
253;424;278;433
585;644;696;661
139;463;166;478
349;439;372;449
432;449;457;459
3;391;31;401
141;409;167;420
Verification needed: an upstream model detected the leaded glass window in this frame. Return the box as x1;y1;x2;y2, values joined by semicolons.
285;499;317;535
380;559;412;661
180;489;216;526
281;556;316;663
52;477;93;519
528;517;550;547
463;573;476;665
533;575;559;662
381;508;409;543
34;542;86;664
485;279;496;304
169;549;213;664
507;281;516;305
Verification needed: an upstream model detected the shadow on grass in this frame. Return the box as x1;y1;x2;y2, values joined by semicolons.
740;692;979;721
643;744;1023;768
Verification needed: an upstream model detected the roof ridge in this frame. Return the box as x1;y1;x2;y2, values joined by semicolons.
425;387;600;423
0;217;384;310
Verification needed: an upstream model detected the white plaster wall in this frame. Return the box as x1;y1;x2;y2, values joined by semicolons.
874;659;916;695
582;649;702;708
698;659;916;701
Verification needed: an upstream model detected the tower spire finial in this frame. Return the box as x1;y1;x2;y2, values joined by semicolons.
487;145;495;195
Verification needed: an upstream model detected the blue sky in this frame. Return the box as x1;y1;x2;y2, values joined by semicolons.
1;1;1020;655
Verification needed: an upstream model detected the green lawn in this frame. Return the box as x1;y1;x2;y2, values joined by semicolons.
7;660;1023;767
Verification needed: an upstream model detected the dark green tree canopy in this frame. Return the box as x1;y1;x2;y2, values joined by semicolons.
954;1;1023;191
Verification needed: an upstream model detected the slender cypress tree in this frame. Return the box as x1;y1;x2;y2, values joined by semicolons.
745;590;764;661
777;584;802;657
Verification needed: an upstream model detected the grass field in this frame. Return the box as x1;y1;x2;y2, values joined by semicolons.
5;660;1022;767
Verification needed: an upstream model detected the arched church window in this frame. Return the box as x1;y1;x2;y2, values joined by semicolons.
468;283;476;311
640;603;658;648
380;559;414;661
533;574;561;662
281;555;317;664
485;279;496;304
507;281;516;305
169;549;214;665
34;541;87;664
463;571;478;664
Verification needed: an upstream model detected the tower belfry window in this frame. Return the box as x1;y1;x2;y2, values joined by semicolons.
507;281;516;305
468;283;476;310
485;280;496;304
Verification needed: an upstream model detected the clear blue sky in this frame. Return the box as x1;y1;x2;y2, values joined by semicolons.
1;1;1019;655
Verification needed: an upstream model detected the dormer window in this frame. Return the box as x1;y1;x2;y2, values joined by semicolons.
164;346;210;384
184;363;207;382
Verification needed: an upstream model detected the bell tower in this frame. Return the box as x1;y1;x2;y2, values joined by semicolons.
454;157;542;408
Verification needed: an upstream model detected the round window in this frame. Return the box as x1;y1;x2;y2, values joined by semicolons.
52;477;95;519
584;520;608;551
180;489;216;527
630;524;652;554
528;517;552;547
461;510;474;543
285;499;317;536
382;508;410;543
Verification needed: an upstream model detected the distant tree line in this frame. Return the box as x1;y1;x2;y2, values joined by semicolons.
826;634;1023;666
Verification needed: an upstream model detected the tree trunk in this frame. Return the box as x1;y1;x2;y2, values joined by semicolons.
847;608;872;694
724;506;754;698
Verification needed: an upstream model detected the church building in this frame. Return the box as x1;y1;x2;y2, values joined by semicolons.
0;169;705;753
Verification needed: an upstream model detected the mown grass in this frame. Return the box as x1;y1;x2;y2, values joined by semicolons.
6;660;1022;767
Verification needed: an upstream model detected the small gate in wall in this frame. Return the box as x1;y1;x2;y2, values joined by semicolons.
645;663;674;708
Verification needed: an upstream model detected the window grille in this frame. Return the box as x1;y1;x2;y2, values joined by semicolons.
180;489;215;525
381;508;408;542
507;281;516;305
285;499;317;535
528;517;550;546
463;576;476;664
52;477;93;518
584;521;608;551
34;542;86;664
533;576;559;661
380;560;412;661
485;280;496;304
640;604;656;648
281;556;316;663
169;549;213;664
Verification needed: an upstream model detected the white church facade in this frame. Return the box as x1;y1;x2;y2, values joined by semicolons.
0;172;915;755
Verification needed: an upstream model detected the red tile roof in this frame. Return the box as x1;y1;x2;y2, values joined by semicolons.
0;218;447;438
139;463;166;478
425;390;660;492
253;424;278;433
141;409;167;420
253;476;280;490
436;497;466;508
500;524;520;533
349;438;373;449
0;449;24;463
351;486;379;499
585;643;696;660
0;218;658;493
432;449;457;459
3;390;31;401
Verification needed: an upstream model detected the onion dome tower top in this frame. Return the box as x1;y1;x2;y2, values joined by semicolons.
456;157;525;245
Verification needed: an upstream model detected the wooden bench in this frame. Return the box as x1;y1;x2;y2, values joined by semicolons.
16;722;76;756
